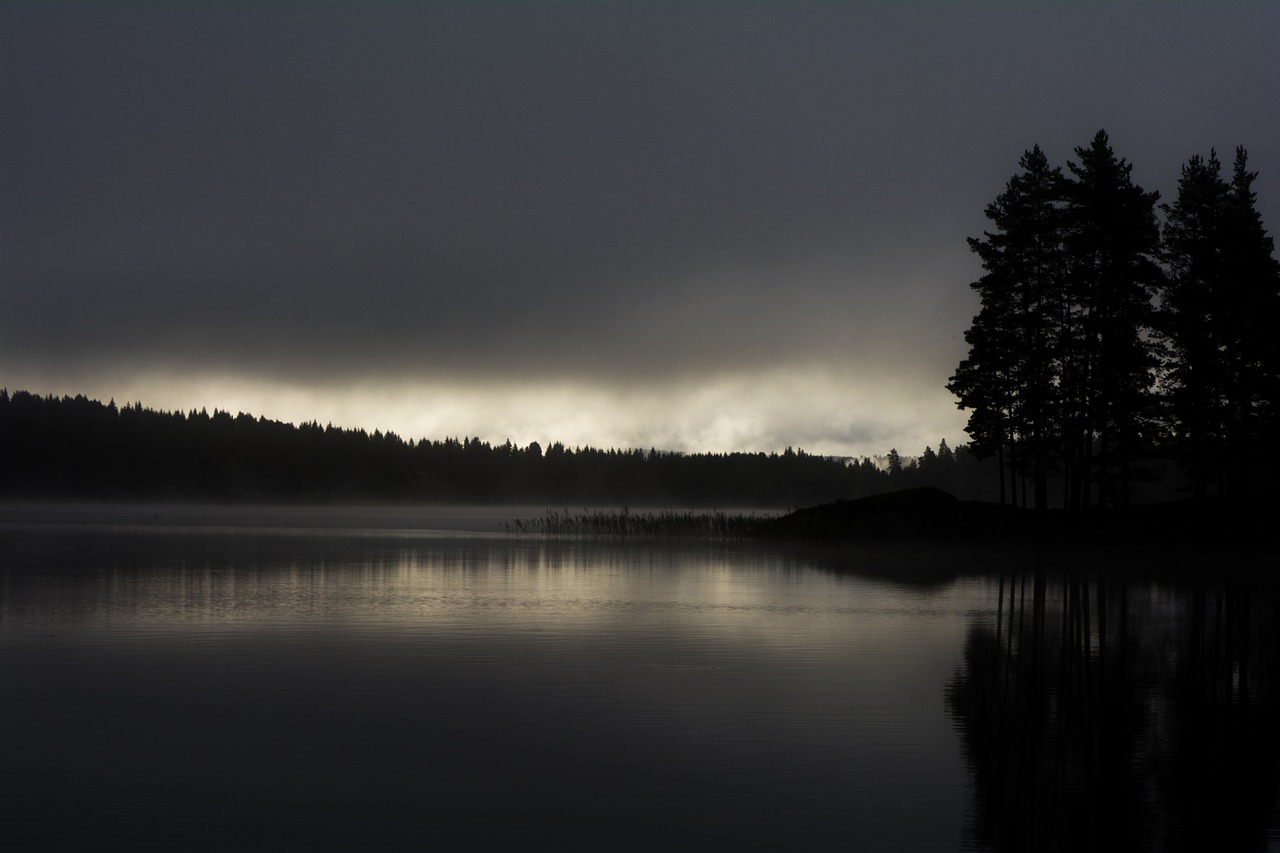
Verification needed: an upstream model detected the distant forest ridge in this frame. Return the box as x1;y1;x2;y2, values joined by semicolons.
0;389;995;506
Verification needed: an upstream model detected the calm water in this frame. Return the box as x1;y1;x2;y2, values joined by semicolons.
3;506;1278;851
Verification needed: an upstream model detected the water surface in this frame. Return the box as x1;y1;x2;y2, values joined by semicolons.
3;507;1277;850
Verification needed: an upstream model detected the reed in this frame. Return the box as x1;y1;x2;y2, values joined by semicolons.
508;507;773;539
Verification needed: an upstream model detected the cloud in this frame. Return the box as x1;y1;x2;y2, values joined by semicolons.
3;3;1278;456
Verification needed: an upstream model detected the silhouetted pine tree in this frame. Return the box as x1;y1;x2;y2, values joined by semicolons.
1158;150;1233;499
953;132;1174;509
950;145;1067;508
1061;131;1163;507
1221;148;1280;495
886;448;903;479
1160;147;1280;499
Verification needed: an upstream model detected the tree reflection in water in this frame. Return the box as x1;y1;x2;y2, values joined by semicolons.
947;569;1280;852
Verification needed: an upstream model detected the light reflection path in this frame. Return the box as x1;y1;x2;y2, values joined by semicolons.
1;520;980;850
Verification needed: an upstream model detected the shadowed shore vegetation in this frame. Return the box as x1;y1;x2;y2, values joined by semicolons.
756;486;1277;576
504;487;1278;557
509;507;773;538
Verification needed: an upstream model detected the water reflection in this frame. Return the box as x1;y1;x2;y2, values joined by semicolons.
1;527;978;850
1;529;864;631
8;522;1279;850
947;570;1280;852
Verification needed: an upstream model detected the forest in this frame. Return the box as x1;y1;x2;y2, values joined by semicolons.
0;389;991;507
950;131;1280;510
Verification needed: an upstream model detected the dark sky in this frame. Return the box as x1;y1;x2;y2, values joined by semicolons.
4;2;1278;455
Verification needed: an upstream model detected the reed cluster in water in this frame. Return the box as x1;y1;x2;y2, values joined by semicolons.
508;508;772;539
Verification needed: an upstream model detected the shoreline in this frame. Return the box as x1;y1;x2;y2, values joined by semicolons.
756;486;1275;549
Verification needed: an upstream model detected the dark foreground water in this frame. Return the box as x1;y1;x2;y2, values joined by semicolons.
3;506;1278;851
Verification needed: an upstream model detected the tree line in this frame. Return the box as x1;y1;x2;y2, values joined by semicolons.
949;130;1280;510
0;389;995;506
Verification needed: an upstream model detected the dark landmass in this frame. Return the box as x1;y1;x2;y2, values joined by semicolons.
0;389;998;507
757;486;1276;551
1;390;1261;546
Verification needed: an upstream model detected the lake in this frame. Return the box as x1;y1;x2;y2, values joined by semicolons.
3;505;1278;851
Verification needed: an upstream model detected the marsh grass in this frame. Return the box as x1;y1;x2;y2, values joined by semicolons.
508;507;775;539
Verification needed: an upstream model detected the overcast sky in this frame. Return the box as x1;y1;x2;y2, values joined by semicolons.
4;1;1278;457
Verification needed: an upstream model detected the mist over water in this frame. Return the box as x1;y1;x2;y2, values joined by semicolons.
3;509;1278;850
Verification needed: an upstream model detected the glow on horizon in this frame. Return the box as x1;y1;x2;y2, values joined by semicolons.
6;366;970;459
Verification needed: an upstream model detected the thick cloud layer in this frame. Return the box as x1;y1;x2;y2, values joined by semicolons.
4;3;1278;454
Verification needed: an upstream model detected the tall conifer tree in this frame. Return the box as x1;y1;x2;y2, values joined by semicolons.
1158;151;1231;498
949;145;1066;509
1061;131;1163;507
1160;147;1280;498
1222;148;1280;494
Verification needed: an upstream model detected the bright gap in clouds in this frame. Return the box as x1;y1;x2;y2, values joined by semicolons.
22;368;968;460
